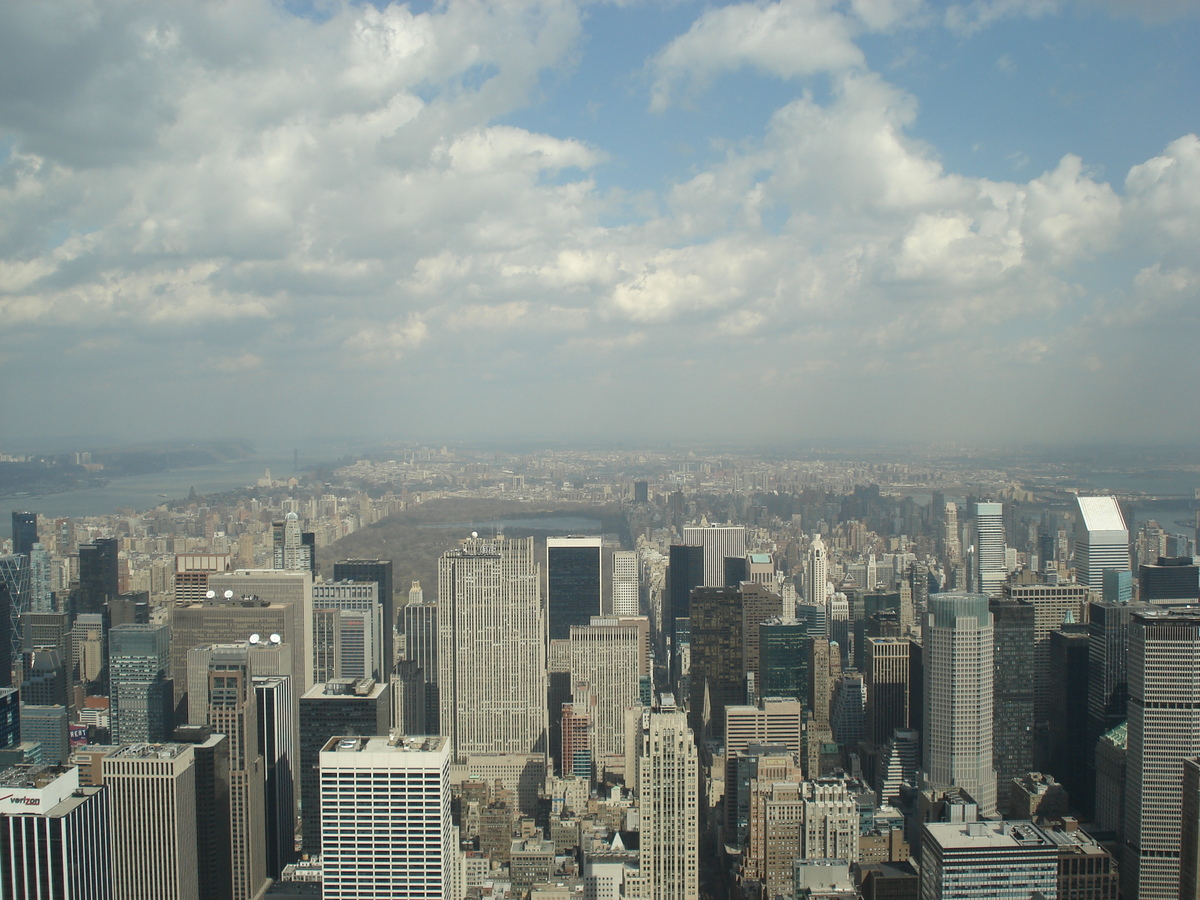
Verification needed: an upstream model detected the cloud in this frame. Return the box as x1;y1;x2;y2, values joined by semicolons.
648;0;866;111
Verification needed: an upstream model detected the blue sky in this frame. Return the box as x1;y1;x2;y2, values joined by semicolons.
0;0;1197;449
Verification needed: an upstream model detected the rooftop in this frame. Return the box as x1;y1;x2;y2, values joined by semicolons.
324;733;447;754
1076;496;1127;533
109;743;190;761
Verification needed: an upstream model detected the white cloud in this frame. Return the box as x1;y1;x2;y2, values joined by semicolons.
648;0;866;111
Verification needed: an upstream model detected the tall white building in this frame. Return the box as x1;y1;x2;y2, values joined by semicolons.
683;523;746;588
631;697;698;900
0;764;110;900
437;536;547;762
922;593;997;817
612;551;639;617
806;535;829;607
104;743;199;900
320;733;454;900
972;502;1007;597
1124;608;1200;900
1073;496;1130;592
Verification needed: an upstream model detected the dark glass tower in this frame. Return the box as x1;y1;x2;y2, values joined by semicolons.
77;537;119;619
546;538;601;641
333;559;394;678
11;512;38;558
759;618;810;706
667;544;704;624
990;596;1035;816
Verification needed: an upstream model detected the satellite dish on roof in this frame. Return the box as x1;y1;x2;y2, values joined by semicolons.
249;634;261;644
205;590;216;599
224;590;234;599
270;634;281;644
471;531;478;539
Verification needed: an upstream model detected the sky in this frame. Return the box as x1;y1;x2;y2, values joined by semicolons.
1;0;1198;451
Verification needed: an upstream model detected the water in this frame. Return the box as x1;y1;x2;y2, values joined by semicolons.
1;456;296;536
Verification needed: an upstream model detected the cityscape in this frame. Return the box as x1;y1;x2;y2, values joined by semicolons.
2;1;1199;899
0;441;1199;899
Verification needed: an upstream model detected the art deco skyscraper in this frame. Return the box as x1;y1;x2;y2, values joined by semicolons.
1124;607;1200;900
1074;496;1130;593
973;502;1007;597
546;536;602;640
437;536;547;762
631;698;698;900
612;550;639;617
922;593;996;817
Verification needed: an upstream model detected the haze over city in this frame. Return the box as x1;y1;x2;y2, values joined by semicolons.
2;0;1199;447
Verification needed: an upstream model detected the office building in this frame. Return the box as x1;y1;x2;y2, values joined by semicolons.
21;612;72;712
19;705;69;765
204;645;267;900
437;536;547;761
1123;608;1200;899
77;538;119;618
172;580;306;720
313;580;383;682
11;512;38;558
919;821;1058;900
332;560;394;678
922;593;996;817
173;554;232;606
666;544;703;626
612;550;638;617
631;698;698;900
688;585;743;737
683;523;747;591
1103;568;1132;605
864;637;911;747
0;555;29;686
320;733;453;900
255;674;297;880
546;536;602;640
758;618;810;705
1074;496;1130;593
0;764;110;900
402;599;438;734
1182;757;1200;900
989;598;1034;814
1003;576;1087;724
1138;555;1200;604
299;678;391;856
109;623;173;744
171;724;233;900
568;616;646;775
104;742;199;900
741;582;784;694
1047;626;1091;808
0;686;18;750
20;649;68;709
973;503;1007;597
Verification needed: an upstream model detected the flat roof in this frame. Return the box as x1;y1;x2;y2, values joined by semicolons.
1076;496;1127;533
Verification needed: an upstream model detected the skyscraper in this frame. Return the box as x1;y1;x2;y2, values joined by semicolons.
109;623;173;744
11;512;38;559
0;764;111;900
437;536;547;762
271;512;310;573
922;593;997;817
919;821;1058;900
546;536;602;640
1123;607;1200;899
0;555;29;687
402;598;438;734
1073;496;1130;593
989;597;1035;815
806;535;829;606
568;616;645;776
631;698;698;900
612;550;638;617
104;742;199;900
77;538;119;618
319;733;454;900
683;523;746;589
688;585;743;737
313;580;383;681
299;678;392;856
972;503;1007;597
333;559;395;679
204;645;267;900
254;674;297;880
